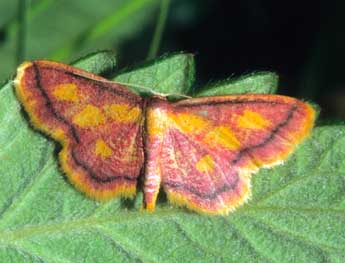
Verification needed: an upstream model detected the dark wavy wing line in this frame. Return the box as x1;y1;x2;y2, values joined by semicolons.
32;62;141;183
162;104;298;200
37;63;140;101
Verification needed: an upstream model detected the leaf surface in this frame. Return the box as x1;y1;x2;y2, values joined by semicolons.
195;72;278;96
0;53;344;262
0;0;159;80
114;52;195;96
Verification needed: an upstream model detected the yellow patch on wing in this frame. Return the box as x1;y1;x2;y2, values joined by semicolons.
196;154;215;173
51;128;66;142
237;110;270;130
59;143;136;201
52;83;79;102
170;113;208;134
95;139;113;158
104;104;141;123
73;104;106;128
204;126;241;150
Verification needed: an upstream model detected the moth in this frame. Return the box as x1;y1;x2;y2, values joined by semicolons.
14;60;315;215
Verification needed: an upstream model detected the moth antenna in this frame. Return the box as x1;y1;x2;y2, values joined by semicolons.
74;73;192;99
162;93;192;99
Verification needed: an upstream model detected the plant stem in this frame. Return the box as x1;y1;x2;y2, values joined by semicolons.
17;0;27;64
147;0;170;60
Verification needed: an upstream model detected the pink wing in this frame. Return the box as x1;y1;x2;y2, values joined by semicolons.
144;95;315;215
15;60;144;200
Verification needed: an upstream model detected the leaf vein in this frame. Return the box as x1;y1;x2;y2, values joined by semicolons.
0;242;69;263
244;213;337;255
92;226;145;263
224;219;276;263
0;126;27;156
0;209;178;242
0;149;53;228
254;135;343;204
169;218;231;262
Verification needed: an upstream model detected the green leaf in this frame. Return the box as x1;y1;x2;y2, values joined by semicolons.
0;1;16;28
0;0;159;80
1;55;344;262
114;52;195;96
195;72;279;97
72;51;117;77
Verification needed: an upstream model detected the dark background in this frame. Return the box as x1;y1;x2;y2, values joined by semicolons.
123;0;344;119
1;0;344;119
